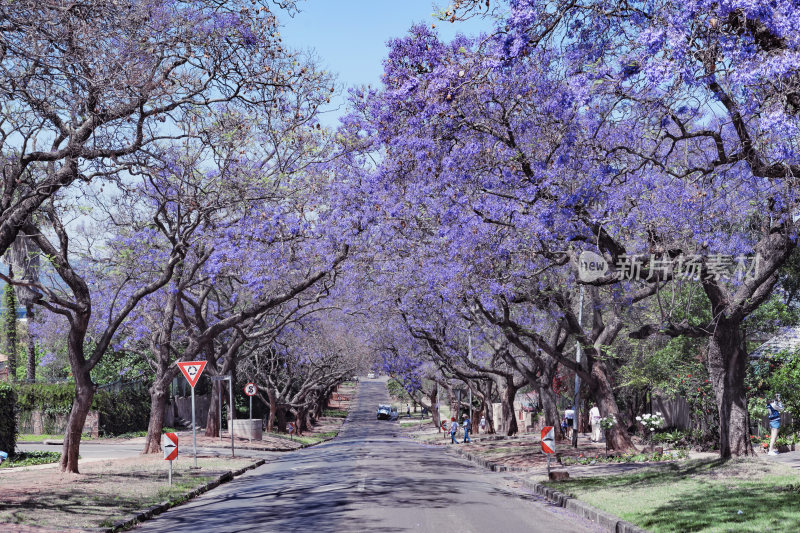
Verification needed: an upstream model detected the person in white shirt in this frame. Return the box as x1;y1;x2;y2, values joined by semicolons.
479;415;487;434
767;394;784;456
589;404;602;442
449;417;460;444
564;408;575;439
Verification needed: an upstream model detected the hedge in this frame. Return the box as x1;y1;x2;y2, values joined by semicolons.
0;382;17;455
13;382;150;436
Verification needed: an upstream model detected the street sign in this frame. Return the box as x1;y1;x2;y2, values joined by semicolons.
163;432;178;461
177;361;207;468
287;422;296;434
541;426;555;454
244;382;257;396
177;361;207;388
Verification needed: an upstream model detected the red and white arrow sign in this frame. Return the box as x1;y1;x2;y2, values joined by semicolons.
163;432;178;461
541;426;555;454
177;361;207;388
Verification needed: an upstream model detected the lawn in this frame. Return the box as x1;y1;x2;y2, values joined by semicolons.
269;430;338;445
0;455;255;530
17;433;93;442
548;458;800;532
399;418;434;427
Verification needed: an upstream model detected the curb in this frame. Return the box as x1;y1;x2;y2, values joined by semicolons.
449;447;649;533
451;447;528;472
104;458;266;532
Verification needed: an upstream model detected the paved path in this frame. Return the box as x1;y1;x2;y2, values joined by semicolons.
134;378;599;532
764;449;800;469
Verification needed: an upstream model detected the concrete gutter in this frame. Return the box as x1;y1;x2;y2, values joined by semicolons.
450;447;649;533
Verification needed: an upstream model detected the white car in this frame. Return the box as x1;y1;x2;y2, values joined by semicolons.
367;372;376;379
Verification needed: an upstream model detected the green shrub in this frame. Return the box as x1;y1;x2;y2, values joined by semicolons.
13;382;151;437
14;382;75;415
0;382;16;455
0;450;59;468
94;385;150;436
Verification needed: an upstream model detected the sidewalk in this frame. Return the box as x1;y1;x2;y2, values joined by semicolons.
763;448;800;469
409;424;717;481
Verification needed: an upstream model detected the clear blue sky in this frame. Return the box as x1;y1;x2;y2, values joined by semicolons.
281;1;495;124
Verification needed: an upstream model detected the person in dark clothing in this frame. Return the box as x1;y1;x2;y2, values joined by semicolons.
462;414;472;443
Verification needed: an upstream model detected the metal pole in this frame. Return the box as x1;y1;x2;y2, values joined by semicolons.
249;395;253;443
229;375;235;457
191;385;197;468
218;382;222;440
573;285;584;448
169;459;173;486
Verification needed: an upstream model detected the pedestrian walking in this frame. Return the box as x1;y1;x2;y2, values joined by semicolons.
564;408;575;439
479;415;486;434
589;403;602;442
767;394;784;455
407;403;411;418
462;414;472;443
449;416;460;444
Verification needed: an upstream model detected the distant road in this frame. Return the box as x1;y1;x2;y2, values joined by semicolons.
134;377;598;532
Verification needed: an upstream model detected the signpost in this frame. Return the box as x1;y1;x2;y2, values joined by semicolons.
162;432;178;485
541;426;555;476
244;383;257;442
287;421;296;440
211;374;235;457
177;361;207;468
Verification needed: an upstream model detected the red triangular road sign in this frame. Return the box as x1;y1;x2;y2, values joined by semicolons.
177;361;207;388
541;426;555;454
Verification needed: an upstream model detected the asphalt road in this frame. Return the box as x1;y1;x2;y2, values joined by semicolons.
134;378;598;533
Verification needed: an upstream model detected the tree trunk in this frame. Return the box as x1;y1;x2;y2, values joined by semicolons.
446;384;457;419
4;279;17;382
275;404;287;432
267;389;278;432
60;367;94;473
499;380;518;436
205;380;221;437
539;383;564;441
295;408;308;434
708;319;754;458
430;387;441;430
142;383;168;454
25;304;35;382
590;358;634;451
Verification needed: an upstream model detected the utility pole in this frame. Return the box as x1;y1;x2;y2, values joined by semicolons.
572;286;584;448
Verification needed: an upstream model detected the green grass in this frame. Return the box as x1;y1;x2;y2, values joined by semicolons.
16;427;178;442
547;458;800;532
561;449;689;465
322;409;348;418
0;451;61;468
16;433;96;442
269;430;339;445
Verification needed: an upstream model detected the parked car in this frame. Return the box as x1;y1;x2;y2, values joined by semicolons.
367;372;376;379
377;404;398;420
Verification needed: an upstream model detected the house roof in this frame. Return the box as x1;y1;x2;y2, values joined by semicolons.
750;326;800;359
